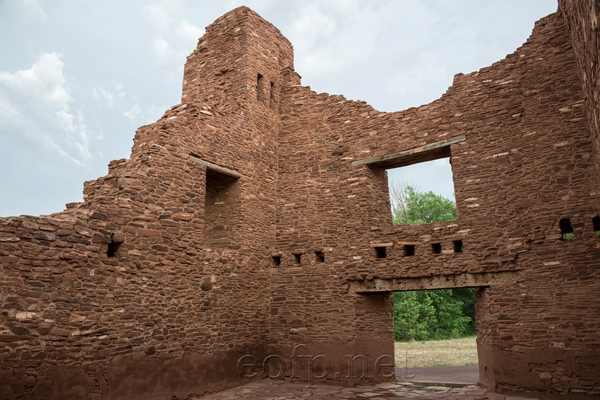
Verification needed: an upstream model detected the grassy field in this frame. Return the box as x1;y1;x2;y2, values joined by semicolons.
394;337;478;368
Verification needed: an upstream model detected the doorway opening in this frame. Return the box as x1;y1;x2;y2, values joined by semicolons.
393;287;478;384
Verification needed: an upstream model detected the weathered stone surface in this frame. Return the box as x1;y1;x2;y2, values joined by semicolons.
0;2;599;400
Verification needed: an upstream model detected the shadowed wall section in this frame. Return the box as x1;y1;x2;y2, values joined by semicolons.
560;0;600;171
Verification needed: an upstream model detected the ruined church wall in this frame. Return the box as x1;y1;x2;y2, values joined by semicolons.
0;7;296;399
559;0;600;171
1;4;599;398
0;114;273;399
271;11;600;393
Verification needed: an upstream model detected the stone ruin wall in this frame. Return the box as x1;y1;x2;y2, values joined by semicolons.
272;7;600;394
0;8;293;399
1;2;600;399
560;0;600;171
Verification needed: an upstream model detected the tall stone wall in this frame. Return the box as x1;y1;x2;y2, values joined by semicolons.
559;0;600;171
1;3;599;399
271;8;600;395
0;7;291;399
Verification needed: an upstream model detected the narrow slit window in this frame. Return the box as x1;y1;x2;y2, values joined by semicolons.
315;251;325;263
560;218;574;240
257;73;270;105
293;253;301;264
270;82;276;109
592;216;600;235
107;241;121;258
432;243;441;254
257;73;264;101
375;246;387;259
454;240;463;253
403;245;415;257
272;255;281;266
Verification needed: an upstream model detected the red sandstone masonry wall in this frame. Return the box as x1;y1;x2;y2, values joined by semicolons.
1;5;599;399
559;0;600;171
0;113;271;400
0;7;289;399
272;10;600;394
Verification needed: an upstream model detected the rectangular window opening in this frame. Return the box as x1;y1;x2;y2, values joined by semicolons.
592;216;600;235
560;218;574;240
403;245;415;257
432;243;441;254
205;168;239;248
454;240;463;253
272;255;281;266
293;253;302;264
315;251;325;263
387;157;457;226
374;246;387;259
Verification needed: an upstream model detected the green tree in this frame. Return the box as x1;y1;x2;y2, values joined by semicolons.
450;287;477;336
393;291;436;341
390;184;456;225
393;289;474;342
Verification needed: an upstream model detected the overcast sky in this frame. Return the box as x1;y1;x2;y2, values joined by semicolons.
0;0;558;217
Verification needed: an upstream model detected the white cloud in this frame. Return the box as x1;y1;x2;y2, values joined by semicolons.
0;52;93;163
176;20;205;46
143;1;186;32
123;104;142;121
142;3;205;87
92;86;114;107
56;109;75;131
0;90;22;125
288;2;379;88
74;111;91;160
289;5;339;81
291;4;336;47
143;4;172;30
152;35;188;79
112;80;125;98
153;36;172;60
0;53;70;106
19;0;46;20
92;81;125;107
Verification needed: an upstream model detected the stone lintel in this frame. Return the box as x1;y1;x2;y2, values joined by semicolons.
352;135;466;168
396;241;421;246
189;154;251;180
351;269;521;293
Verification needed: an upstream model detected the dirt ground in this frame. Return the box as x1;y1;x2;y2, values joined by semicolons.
394;337;478;368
